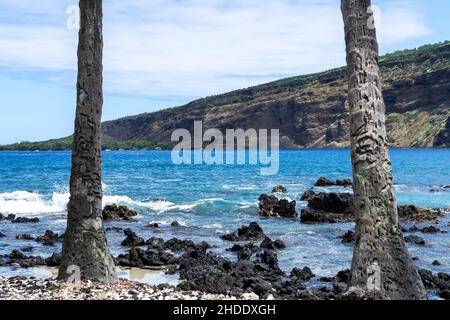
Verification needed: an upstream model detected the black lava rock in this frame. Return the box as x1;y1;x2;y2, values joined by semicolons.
221;222;266;241
121;229;145;247
404;235;426;245
36;230;62;246
290;267;315;281
272;185;287;193
102;204;137;221
258;194;296;218
11;217;40;224
16;234;35;241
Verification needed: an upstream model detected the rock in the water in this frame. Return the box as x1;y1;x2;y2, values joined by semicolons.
5;250;46;268
9;249;26;260
301;208;353;224
146;237;165;248
171;221;180;227
36;230;62;247
227;243;259;260
314;177;352;187
432;260;442;266
258;194;296;218
404;235;426;245
45;253;62;267
21;246;33;253
221;222;266;241
314;177;336;187
336;270;351;283
121;229;145;247
397;205;443;222
300;189;316;201
290;267;315;281
339;230;355;244
336;179;352;187
0;231;5;237
272;185;287;193
305;191;353;214
16;234;35;241
102;204;137;222
319;269;350;284
273;239;286;250
116;247;178;268
106;226;123;232
301;191;444;223
418;269;450;300
11;217;39;224
145;237;210;254
260;236;286;250
300;191;353;224
421;226;441;233
0;214;16;221
164;238;210;252
402;225;419;233
147;222;159;228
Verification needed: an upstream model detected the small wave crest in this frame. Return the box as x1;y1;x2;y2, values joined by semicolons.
158;198;227;213
0;191;251;216
0;190;176;215
0;191;67;214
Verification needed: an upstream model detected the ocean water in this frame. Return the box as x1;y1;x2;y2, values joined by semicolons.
1;149;450;289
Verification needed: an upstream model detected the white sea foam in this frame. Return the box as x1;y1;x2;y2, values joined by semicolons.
0;189;178;215
0;189;235;216
0;191;67;214
222;184;257;191
158;198;227;213
138;199;175;211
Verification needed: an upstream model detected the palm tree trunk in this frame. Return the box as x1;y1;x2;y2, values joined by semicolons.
341;0;425;299
58;0;116;282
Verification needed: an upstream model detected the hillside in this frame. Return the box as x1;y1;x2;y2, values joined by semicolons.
2;41;450;151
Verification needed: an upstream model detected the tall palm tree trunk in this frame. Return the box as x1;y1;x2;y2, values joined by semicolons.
58;0;116;282
341;0;425;299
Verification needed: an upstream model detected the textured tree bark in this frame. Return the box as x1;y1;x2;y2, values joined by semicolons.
58;0;117;282
341;0;426;299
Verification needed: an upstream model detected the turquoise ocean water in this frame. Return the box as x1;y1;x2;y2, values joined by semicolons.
1;149;449;287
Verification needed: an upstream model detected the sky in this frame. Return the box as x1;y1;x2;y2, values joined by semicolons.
0;0;449;144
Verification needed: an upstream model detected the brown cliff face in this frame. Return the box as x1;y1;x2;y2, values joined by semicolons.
102;42;450;149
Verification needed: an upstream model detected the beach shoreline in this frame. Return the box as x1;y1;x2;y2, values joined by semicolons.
0;276;260;301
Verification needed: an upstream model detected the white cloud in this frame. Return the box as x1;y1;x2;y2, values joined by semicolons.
374;0;432;45
0;0;433;101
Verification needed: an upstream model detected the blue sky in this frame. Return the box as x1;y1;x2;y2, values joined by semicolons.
0;0;449;144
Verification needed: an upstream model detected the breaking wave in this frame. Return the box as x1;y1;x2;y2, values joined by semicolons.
0;191;67;214
0;191;235;215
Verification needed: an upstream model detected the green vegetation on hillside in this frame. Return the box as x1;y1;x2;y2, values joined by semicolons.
380;41;450;62
0;136;174;151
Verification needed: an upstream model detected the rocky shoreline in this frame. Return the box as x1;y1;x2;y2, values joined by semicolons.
0;276;257;300
2;219;449;300
1;177;450;300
